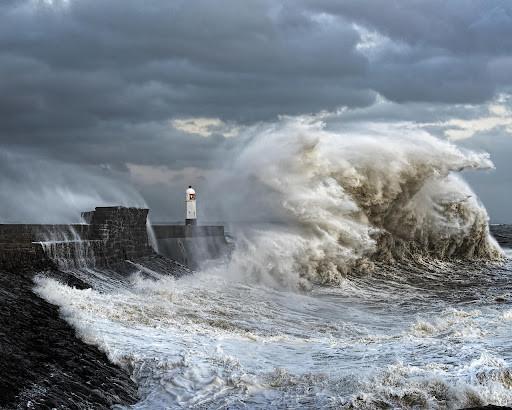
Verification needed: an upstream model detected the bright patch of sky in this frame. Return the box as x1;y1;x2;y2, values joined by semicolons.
429;95;512;141
172;118;239;138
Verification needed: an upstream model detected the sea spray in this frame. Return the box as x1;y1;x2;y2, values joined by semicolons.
0;149;147;223
39;225;97;270
206;117;502;287
146;217;159;253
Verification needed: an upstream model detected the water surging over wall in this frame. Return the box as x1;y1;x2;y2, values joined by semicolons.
210;118;502;287
39;226;98;270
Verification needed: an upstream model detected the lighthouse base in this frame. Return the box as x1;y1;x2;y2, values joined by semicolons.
185;219;197;226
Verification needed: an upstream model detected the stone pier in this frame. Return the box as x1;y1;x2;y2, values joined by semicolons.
0;206;228;271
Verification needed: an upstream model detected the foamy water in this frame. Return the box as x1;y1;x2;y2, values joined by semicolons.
34;254;512;409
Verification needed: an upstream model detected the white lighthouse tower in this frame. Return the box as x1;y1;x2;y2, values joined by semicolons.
185;185;197;225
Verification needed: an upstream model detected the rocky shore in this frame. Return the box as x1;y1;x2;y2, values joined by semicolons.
0;267;139;409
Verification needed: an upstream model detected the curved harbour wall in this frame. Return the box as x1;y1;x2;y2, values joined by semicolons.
0;207;153;271
0;206;228;271
0;207;157;409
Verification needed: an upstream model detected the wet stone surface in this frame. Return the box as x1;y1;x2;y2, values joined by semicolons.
0;269;139;410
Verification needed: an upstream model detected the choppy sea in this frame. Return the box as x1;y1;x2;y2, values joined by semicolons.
32;226;512;409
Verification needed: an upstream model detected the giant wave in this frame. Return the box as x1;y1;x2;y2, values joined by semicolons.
209;117;502;288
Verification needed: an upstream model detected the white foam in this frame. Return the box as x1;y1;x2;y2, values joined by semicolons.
206;118;501;288
33;265;512;409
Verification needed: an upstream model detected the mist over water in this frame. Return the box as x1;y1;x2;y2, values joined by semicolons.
32;120;512;408
0;149;146;223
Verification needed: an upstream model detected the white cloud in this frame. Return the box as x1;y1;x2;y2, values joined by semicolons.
442;101;512;141
36;0;70;7
172;117;239;138
354;23;386;52
488;103;508;116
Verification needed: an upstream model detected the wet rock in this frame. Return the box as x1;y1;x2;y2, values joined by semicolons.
0;269;138;409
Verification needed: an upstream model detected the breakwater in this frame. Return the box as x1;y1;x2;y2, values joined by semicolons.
0;207;152;271
153;224;228;268
0;206;228;272
0;212;506;274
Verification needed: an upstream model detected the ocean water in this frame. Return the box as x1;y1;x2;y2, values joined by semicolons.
33;243;512;409
32;121;512;408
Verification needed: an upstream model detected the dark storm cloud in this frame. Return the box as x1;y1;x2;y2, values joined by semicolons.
1;0;510;152
0;0;369;133
368;56;496;104
303;0;512;55
0;0;511;220
304;0;512;103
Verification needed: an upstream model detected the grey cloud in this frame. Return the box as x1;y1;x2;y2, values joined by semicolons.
0;0;369;122
304;0;512;55
303;0;512;104
1;0;510;141
369;56;495;104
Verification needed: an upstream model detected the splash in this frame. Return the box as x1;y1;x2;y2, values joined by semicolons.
146;217;159;253
210;117;502;287
38;226;98;270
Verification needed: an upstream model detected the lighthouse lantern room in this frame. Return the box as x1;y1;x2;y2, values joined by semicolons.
185;186;197;225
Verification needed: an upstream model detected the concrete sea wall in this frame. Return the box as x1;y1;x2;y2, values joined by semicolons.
0;207;153;271
0;206;228;271
153;224;228;268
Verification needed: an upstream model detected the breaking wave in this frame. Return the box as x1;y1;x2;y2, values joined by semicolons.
212;118;502;287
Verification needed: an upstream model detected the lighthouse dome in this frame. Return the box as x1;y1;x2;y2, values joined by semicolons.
186;186;196;201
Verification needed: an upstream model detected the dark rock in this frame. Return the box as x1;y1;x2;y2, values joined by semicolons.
0;269;139;409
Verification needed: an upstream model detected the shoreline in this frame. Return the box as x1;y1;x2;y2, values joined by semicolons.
0;267;139;409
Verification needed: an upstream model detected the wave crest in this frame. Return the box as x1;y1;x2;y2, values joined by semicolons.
213;118;502;287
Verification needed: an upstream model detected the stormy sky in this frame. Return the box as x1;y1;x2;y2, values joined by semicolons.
0;0;511;222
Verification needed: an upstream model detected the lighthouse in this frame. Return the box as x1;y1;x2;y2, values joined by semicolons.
185;185;197;225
